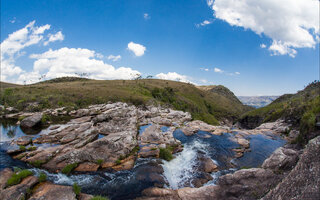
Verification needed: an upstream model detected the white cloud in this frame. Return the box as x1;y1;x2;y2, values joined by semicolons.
207;0;320;57
44;31;64;46
214;67;223;73
155;72;193;84
1;20;51;82
107;55;121;62
127;42;146;56
200;68;209;71
144;13;150;20
235;72;240;75
10;17;16;24
196;19;213;27
22;47;140;84
260;44;266;48
1;21;141;84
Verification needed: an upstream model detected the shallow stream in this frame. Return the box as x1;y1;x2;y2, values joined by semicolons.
0;120;285;199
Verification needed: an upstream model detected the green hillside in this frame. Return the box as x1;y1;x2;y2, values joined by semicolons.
0;78;251;125
240;80;320;144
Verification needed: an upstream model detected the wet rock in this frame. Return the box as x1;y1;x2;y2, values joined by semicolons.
139;145;160;158
16;136;33;146
139;124;180;146
237;138;250;148
198;157;218;173
20;113;43;128
181;120;230;136
262;147;299;172
29;182;77;200
0;175;39;200
112;155;136;171
141;187;179;198
74;162;100;172
0;168;13;190
216;168;280;199
191;172;213;188
262;136;320;200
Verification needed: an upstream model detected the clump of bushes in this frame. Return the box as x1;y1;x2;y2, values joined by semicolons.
29;160;46;168
159;148;173;161
73;183;81;195
19;145;26;151
38;172;47;182
115;159;121;165
90;196;109;200
61;163;78;174
41;114;51;124
6;169;33;187
27;146;37;151
96;159;104;165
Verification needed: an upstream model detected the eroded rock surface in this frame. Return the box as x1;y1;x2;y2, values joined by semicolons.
262;136;320;200
10;103;192;172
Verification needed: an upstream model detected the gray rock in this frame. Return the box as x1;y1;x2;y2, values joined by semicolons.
262;147;299;172
20;113;43;128
262;136;320;200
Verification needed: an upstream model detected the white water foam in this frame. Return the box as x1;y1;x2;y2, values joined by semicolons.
162;140;213;189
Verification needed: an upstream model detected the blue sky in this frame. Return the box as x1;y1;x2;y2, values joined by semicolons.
1;0;319;96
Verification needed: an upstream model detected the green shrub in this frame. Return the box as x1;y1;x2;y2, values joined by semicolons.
96;159;104;165
27;146;37;151
18;116;26;121
90;196;109;200
38;172;47;182
19;145;26;151
73;183;81;195
30;160;46;168
61;163;78;174
159;148;173;161
6;169;33;187
119;155;125;160
115;159;121;165
41;114;50;124
13;167;22;173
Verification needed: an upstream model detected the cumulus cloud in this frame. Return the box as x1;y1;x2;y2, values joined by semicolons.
107;55;121;62
23;47;140;83
207;0;320;57
214;67;223;73
144;13;150;20
44;31;64;46
1;21;140;84
235;72;240;75
155;72;193;84
127;42;146;56
1;20;51;82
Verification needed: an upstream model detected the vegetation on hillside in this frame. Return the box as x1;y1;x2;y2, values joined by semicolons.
241;80;320;144
0;78;251;125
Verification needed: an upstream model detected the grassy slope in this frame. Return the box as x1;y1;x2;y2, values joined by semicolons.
241;81;320;144
0;78;251;125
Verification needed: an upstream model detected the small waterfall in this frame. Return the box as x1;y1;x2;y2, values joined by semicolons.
161;140;212;189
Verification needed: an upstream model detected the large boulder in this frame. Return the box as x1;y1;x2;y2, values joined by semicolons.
20;113;43;128
262;147;299;172
262;136;320;200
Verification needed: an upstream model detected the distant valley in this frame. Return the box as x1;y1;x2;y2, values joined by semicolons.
238;96;279;108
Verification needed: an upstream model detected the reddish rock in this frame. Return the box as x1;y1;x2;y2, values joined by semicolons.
74;162;100;172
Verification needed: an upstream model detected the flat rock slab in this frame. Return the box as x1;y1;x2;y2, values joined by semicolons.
29;182;77;200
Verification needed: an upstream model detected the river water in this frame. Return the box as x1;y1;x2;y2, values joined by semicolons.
0;119;286;199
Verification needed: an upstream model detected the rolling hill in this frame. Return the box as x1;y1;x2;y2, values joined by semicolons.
240;80;320;144
0;77;252;125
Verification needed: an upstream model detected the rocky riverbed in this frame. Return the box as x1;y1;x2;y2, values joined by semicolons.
1;102;315;200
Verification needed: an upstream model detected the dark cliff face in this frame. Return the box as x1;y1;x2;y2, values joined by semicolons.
238;115;264;129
